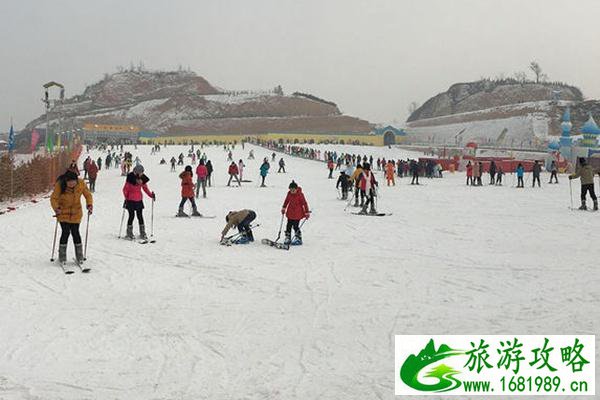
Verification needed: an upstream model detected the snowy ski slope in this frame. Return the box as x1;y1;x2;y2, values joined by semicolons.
0;144;597;399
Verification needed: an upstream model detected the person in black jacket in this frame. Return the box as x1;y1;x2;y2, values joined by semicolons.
532;160;542;187
206;160;214;187
336;171;351;200
410;160;419;185
489;161;496;185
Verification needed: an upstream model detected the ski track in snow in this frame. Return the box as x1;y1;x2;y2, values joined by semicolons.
0;143;598;400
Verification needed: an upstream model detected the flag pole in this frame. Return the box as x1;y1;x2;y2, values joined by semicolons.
9;117;14;202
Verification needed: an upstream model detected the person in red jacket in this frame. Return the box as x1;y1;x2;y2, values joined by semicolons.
177;165;201;217
122;164;155;240
327;159;335;179
359;163;378;215
195;159;208;198
281;181;310;245
227;161;241;187
87;160;99;192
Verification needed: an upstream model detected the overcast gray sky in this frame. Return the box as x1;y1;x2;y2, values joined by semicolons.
2;0;600;129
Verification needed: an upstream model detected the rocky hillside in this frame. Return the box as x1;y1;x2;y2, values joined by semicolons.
25;70;371;135
408;79;583;122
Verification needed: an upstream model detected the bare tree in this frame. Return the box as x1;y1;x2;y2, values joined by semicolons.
529;61;548;83
513;71;528;83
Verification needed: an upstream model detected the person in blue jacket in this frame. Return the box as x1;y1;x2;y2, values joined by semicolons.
516;163;525;188
259;158;270;187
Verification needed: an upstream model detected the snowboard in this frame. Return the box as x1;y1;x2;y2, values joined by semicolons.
261;238;290;250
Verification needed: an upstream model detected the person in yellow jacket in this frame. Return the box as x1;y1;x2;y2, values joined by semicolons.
50;170;93;263
350;163;364;207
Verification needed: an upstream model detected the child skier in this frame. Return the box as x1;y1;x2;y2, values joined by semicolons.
569;157;599;210
336;171;351;200
385;160;395;186
221;209;257;244
516;163;525;188
123;165;155;240
177;166;201;217
281;181;310;245
50;170;93;264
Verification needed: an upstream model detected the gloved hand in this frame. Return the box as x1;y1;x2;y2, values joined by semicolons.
123;200;128;209
568;176;573;180
281;208;285;215
151;192;156;200
87;205;93;215
305;212;310;219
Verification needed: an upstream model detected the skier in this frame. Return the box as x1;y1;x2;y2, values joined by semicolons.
195;159;208;198
327;158;335;179
238;159;245;181
336;171;351;200
220;209;257;244
278;158;286;173
351;163;365;207
569;157;599;210
272;152;276;162
496;166;504;186
177;166;201;217
410;159;419;185
227;151;233;161
489;161;496;185
83;156;91;179
281;181;310;245
227;161;241;186
97;157;102;170
50;170;93;264
549;160;559;184
385;160;395;186
516;163;525;188
206;160;214;187
170;157;176;172
359;163;378;215
248;149;255;160
472;161;480;186
123;165;155;240
532;160;542;187
87;160;99;192
259;158;270;187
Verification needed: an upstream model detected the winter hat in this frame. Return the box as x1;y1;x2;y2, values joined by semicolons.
288;181;298;189
363;163;371;170
185;165;192;172
64;170;78;181
133;164;144;175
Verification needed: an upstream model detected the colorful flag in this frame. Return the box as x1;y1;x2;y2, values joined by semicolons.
56;132;61;148
8;124;15;151
45;129;54;153
30;129;40;153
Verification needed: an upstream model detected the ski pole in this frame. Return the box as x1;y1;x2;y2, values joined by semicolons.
83;212;90;261
118;206;126;238
151;198;155;239
569;179;573;209
344;190;355;212
275;213;284;242
50;217;59;262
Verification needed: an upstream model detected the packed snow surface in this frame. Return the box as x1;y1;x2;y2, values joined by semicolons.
0;144;597;399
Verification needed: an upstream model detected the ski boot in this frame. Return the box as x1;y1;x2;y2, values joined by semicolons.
125;225;135;240
291;232;303;246
234;234;249;244
358;206;368;215
594;200;598;211
579;200;587;211
245;229;255;242
177;207;189;217
353;197;359;207
369;205;378;215
75;243;85;263
58;244;67;263
191;206;202;217
284;232;292;245
139;224;148;240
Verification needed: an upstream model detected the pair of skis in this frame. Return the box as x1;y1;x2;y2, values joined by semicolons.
261;215;307;250
220;224;260;246
58;259;90;274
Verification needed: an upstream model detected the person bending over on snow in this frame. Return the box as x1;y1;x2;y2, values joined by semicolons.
359;163;379;215
336;171;351;200
178;166;201;217
569;157;599;210
123;164;155;240
51;170;93;263
221;209;257;244
281;181;310;245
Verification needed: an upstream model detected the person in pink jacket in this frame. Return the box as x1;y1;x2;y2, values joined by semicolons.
195;160;208;198
122;165;155;240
